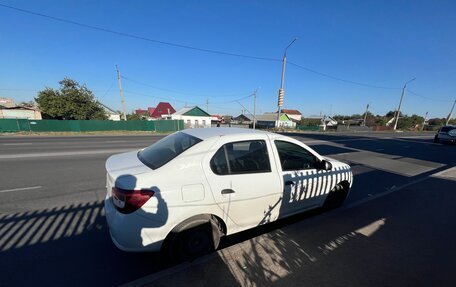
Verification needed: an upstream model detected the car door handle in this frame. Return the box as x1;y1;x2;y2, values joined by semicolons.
221;189;235;194
285;181;295;186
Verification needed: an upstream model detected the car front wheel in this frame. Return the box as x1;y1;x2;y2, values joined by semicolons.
323;183;348;210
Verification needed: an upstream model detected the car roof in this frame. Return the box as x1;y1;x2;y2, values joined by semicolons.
441;125;456;130
181;128;271;140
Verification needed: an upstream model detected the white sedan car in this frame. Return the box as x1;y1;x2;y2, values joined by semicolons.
105;128;352;259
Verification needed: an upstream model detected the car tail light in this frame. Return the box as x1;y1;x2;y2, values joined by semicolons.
111;187;155;214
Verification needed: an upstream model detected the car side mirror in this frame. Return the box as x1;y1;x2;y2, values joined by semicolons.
319;160;332;171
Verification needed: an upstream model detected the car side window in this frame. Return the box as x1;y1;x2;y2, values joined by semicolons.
210;140;271;175
274;140;318;171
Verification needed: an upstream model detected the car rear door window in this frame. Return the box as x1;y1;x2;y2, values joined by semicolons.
138;132;202;169
210;140;271;175
441;127;451;133
274;140;318;171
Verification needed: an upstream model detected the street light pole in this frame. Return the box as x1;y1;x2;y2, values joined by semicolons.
363;103;370;126
277;38;297;127
421;111;428;131
253;89;257;130
115;65;127;121
446;99;456;126
393;77;415;130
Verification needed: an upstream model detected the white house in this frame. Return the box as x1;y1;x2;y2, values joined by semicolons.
281;109;302;122
171;106;212;128
0;106;42;120
255;113;296;129
99;102;121;121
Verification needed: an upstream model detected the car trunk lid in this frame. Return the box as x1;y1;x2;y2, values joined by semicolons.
106;150;151;179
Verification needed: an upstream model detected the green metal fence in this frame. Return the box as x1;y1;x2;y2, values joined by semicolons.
0;119;184;133
0;119;29;132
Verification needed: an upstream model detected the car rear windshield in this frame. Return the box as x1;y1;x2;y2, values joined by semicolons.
138;132;202;169
441;126;456;133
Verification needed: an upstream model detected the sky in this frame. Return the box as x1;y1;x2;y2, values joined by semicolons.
1;0;455;118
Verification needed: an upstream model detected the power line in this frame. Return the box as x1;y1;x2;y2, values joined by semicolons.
0;3;279;62
0;88;40;92
124;90;199;106
211;94;254;104
2;3;445;96
98;80;116;99
127;90;243;112
406;89;453;103
121;76;245;98
287;61;401;90
122;75;255;105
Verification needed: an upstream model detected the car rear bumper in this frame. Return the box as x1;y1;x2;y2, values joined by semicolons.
104;196;166;252
439;137;456;144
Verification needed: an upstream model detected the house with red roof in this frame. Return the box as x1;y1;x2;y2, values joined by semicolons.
150;102;175;119
135;102;176;119
135;109;148;116
281;109;302;122
147;107;156;116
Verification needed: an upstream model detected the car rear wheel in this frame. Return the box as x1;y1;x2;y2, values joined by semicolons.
323;183;348;210
163;216;222;263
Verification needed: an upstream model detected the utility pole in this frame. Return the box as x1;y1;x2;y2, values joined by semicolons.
363;103;370;126
393;77;416;130
277;38;297;128
253;89;257;130
446;99;456;126
421;111;428;131
115;65;127;121
206;99;209;114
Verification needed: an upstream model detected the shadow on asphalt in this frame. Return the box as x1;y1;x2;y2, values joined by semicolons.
0;201;164;287
286;132;455;165
147;176;456;286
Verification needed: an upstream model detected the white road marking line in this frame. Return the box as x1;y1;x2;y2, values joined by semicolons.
0;148;134;159
0;186;42;193
3;143;33;146
305;138;374;144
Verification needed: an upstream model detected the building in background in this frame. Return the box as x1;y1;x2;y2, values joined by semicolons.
135;102;176;120
0;98;15;108
171;106;212;128
304;115;338;130
281;109;302;122
211;114;222;126
0;105;42;120
135;109;148;116
255;113;295;129
151;102;176;119
99;102;121;121
233;114;252;125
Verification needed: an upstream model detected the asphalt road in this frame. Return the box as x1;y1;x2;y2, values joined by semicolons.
0;132;455;286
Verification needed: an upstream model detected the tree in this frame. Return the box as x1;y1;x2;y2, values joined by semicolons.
299;118;321;126
127;113;146;120
397;114;423;130
35;78;107;120
428;118;446;126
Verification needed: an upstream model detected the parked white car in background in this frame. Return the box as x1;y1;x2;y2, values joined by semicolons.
105;128;353;260
434;125;456;144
